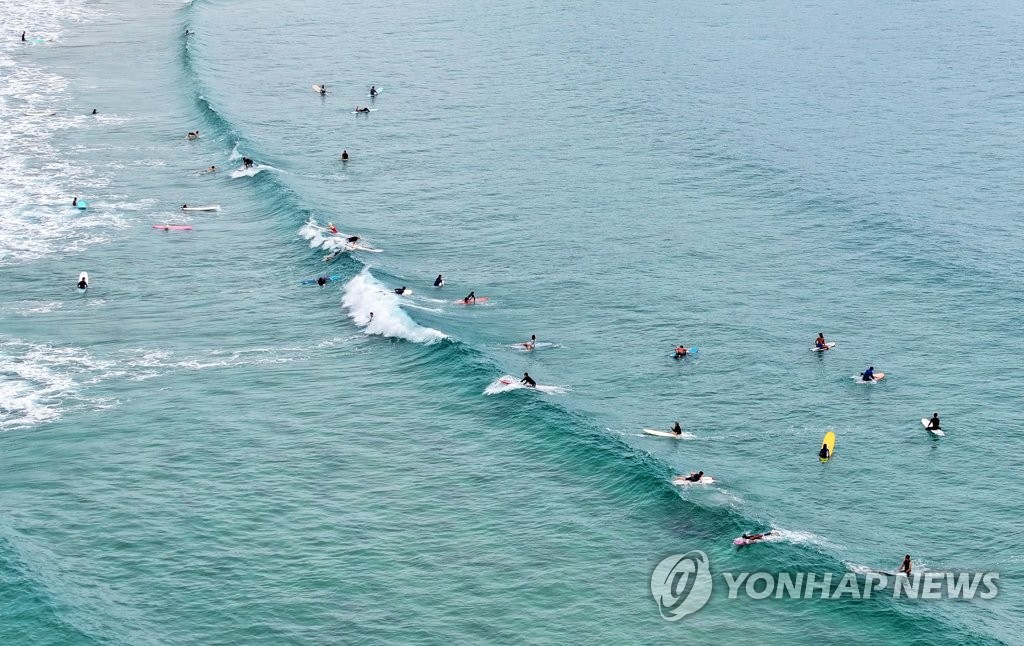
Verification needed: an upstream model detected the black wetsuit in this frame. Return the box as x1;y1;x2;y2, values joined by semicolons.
434;276;443;287
521;375;536;387
77;279;88;289
819;447;830;460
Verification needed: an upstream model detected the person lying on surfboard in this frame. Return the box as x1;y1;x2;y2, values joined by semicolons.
672;421;683;436
520;372;536;388
463;291;476;304
326;222;338;234
861;366;876;382
316;276;328;287
742;531;776;543
346;236;360;243
674;346;688;358
394;286;410;296
355;106;370;113
927;413;941;430
815;333;828;349
818;443;830;460
682;471;704;482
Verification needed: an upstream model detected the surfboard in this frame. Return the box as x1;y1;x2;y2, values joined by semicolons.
921;418;945;437
454;297;489;305
302;275;340;285
811;342;836;352
152;224;193;231
312;85;326;94
181;205;220;211
349;244;383;253
671;348;698;358
643;428;683;438
733;537;750;546
672;475;715;485
395;288;413;296
819;431;836;463
75;201;88;210
854;372;885;383
25;110;56;117
77;272;89;288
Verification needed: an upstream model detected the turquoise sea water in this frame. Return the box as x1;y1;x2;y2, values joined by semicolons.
2;0;1023;642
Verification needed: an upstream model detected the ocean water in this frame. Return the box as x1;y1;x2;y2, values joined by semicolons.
1;0;1022;643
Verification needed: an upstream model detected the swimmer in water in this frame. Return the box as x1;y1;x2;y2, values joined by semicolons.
355;106;370;113
326;223;338;234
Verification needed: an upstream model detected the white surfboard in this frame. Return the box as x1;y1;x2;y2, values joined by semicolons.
810;342;836;352
77;272;89;288
312;84;326;94
181;205;220;211
673;475;715;485
395;288;413;296
643;428;682;438
921;418;945;437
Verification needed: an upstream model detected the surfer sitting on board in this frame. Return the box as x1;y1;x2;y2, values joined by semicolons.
861;366;876;382
671;422;683;436
77;276;88;289
523;334;537;351
897;555;912;575
463;291;476;304
520;372;536;388
370;86;378;97
818;443;830;460
674;346;688;358
341;150;349;161
434;274;444;287
927;413;941;430
815;333;828;349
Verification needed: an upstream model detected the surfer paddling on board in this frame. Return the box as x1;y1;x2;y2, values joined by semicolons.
434;274;444;287
674;345;688;358
316;276;327;287
326;222;338;234
819;443;831;460
926;413;941;431
671;421;683;436
682;471;704;482
463;291;476;304
742;531;776;543
897;555;912;575
861;366;877;382
355;106;370;113
394;286;410;296
815;333;829;350
319;84;327;95
520;372;536;388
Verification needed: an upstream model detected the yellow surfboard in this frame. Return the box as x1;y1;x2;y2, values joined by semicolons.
819;431;835;463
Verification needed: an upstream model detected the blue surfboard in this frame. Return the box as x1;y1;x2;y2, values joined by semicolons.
302;275;341;285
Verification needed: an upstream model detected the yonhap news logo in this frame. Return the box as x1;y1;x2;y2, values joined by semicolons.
651;552;998;620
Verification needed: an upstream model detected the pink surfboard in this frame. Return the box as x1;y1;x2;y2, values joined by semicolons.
152;224;193;231
453;297;489;305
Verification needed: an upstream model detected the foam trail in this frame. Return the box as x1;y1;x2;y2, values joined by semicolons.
341;269;446;344
484;375;568;395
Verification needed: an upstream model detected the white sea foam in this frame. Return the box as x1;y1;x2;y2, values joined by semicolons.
341;269;446;344
484;374;567;395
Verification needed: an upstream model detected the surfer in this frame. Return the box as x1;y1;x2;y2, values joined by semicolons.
433;274;444;287
346;236;360;244
341;150;349;161
181;204;188;209
316;276;327;288
72;197;78;207
91;108;97;115
463;291;476;304
206;166;217;173
21;31;26;42
77;276;88;289
186;131;199;140
394;286;410;296
355;106;370;113
683;471;704;482
521;372;536;388
671;421;683;436
897;555;912;575
370;85;378;97
818;443;831;460
523;334;537;351
369;312;374;322
674;345;688;358
926;413;941;430
326;222;338;234
815;333;828;350
742;531;775;543
861;366;876;382
242;157;253;169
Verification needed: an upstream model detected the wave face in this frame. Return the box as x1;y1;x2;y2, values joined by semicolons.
341;268;447;344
